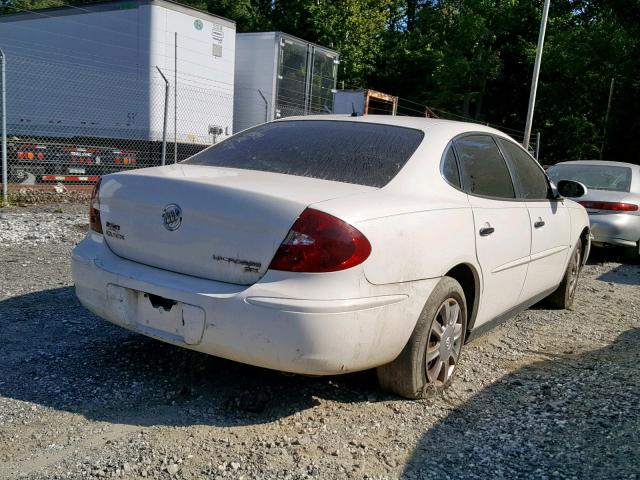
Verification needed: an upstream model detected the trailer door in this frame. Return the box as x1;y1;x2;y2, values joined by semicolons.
309;49;338;115
276;38;309;118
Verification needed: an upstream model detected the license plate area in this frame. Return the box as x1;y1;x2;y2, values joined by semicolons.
147;293;177;311
68;167;86;174
106;284;205;345
138;292;183;336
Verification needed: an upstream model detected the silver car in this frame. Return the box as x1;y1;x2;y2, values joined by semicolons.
547;160;640;260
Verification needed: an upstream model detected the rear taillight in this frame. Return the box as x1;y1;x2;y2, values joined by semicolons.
578;201;639;212
89;178;103;234
269;208;371;273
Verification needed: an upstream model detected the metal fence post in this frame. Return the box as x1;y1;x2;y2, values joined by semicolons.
0;49;7;205
257;89;269;123
535;131;541;160
174;31;178;164
1;49;7;205
155;66;169;166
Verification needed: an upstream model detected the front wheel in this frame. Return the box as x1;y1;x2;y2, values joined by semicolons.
543;242;583;309
377;277;467;399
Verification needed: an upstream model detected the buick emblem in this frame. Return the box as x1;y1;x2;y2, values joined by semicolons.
162;204;182;231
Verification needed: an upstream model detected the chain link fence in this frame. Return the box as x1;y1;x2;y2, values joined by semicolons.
0;57;342;195
0;50;538;195
0;53;238;191
0;6;535;199
0;5;345;198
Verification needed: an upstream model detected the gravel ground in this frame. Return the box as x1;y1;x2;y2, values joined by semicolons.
1;204;639;480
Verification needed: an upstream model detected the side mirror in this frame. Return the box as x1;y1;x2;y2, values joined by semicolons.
556;179;588;198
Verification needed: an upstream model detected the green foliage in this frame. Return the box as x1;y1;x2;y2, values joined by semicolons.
2;0;66;11
2;0;639;163
375;0;639;163
291;0;391;85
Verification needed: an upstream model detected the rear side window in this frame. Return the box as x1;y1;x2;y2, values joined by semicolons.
183;120;425;187
454;135;515;199
442;146;461;188
497;138;550;199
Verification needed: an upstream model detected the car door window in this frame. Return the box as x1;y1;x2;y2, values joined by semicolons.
454;135;515;198
441;145;461;188
497;138;550;199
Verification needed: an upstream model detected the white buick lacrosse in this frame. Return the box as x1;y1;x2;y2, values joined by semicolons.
72;116;590;398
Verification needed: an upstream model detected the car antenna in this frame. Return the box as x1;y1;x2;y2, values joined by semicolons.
351;102;360;117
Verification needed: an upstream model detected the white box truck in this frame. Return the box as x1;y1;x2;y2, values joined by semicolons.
233;32;339;133
0;0;235;182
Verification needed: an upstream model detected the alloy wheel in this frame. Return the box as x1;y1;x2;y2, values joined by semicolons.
425;298;464;386
568;247;581;300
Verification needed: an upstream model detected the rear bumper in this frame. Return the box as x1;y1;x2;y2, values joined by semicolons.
589;213;640;248
72;235;433;375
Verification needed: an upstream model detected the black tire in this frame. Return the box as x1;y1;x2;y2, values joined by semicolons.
622;243;640;264
377;276;467;399
543;242;583;309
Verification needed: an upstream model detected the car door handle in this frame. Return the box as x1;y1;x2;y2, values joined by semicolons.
534;219;545;228
479;227;495;236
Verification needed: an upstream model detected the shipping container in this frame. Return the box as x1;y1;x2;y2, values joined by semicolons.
233;32;339;133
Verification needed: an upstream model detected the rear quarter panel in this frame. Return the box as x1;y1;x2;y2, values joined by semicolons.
316;189;478;285
356;205;475;284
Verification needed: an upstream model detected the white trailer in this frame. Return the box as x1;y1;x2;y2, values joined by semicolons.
0;0;235;145
233;32;339;133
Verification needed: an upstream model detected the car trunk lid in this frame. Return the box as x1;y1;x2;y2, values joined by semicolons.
99;164;375;285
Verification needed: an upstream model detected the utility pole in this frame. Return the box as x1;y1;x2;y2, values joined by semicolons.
600;77;615;160
523;0;551;150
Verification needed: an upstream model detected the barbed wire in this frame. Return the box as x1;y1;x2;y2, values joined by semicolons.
334;78;530;139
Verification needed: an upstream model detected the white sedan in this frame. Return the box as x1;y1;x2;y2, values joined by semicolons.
72;116;590;399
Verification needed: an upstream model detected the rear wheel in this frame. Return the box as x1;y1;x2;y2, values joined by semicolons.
543;242;583;309
622;242;640;264
377;277;467;399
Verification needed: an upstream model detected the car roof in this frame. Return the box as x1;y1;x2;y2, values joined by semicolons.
277;114;510;139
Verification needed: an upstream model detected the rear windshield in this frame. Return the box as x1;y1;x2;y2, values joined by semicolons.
547;164;632;192
183;120;424;187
